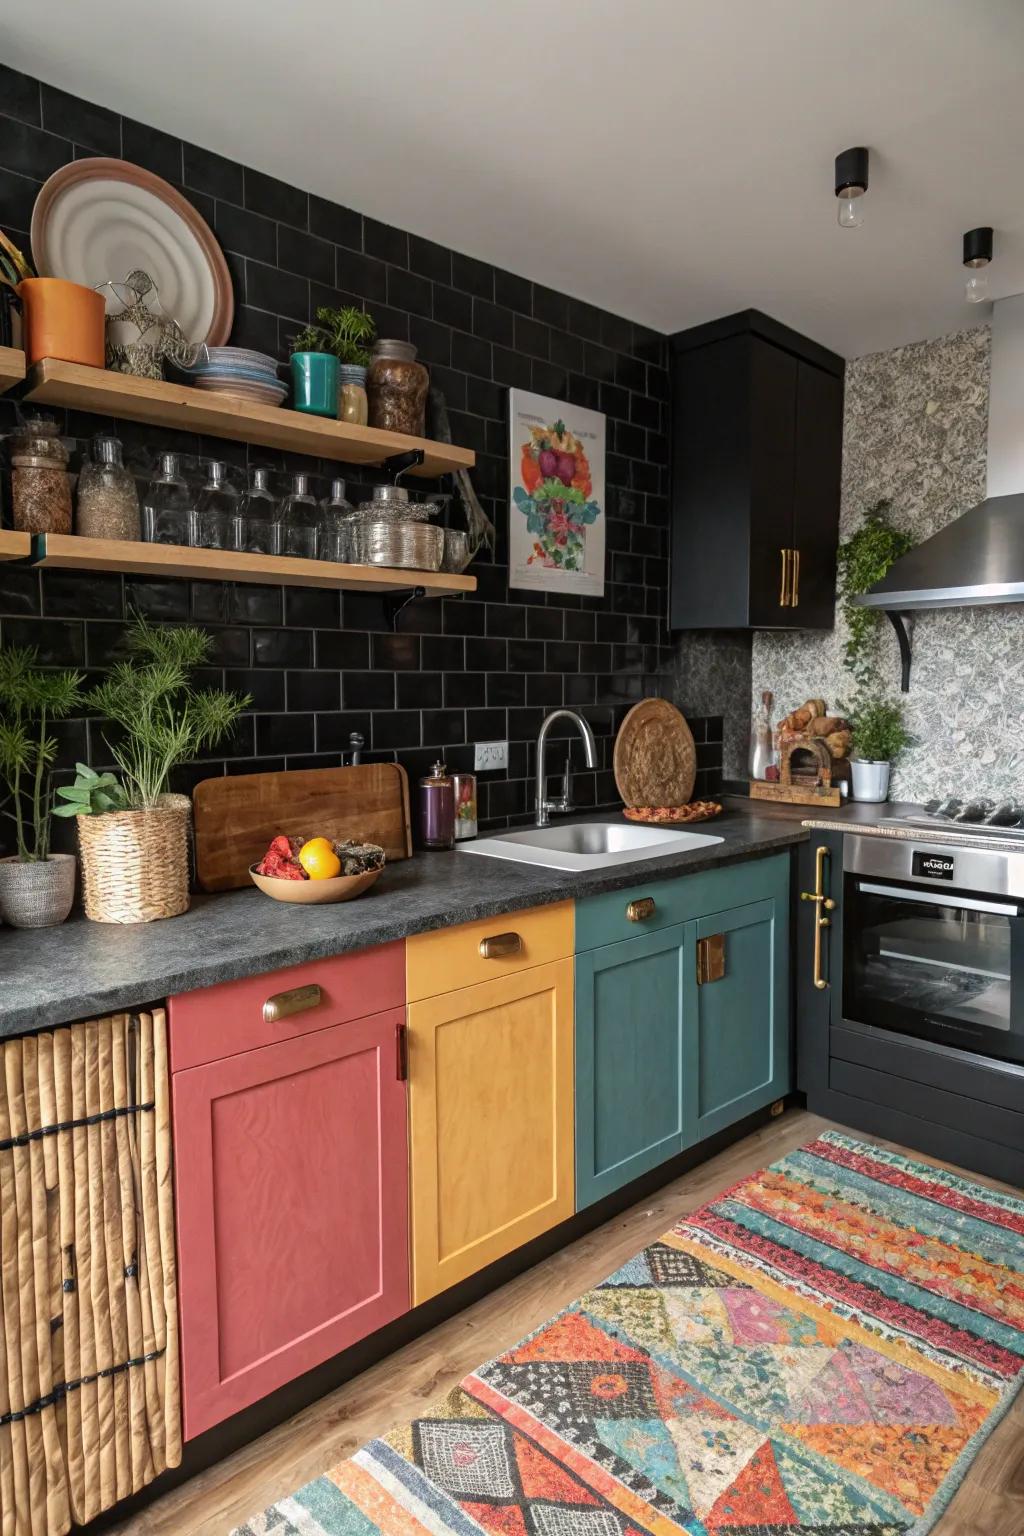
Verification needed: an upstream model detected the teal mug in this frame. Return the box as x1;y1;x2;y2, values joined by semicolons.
290;352;339;417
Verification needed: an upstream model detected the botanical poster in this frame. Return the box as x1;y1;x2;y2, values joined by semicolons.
509;389;605;596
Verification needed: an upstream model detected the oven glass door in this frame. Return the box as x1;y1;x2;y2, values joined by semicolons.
843;878;1024;1064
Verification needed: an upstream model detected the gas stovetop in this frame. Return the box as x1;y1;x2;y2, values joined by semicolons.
889;797;1024;842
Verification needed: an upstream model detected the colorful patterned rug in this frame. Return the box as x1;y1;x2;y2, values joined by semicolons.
233;1131;1024;1536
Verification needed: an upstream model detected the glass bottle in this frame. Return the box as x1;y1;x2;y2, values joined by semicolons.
10;417;72;535
338;364;369;425
142;453;194;546
196;459;241;550
280;472;320;559
319;477;355;563
452;772;478;841
240;467;281;556
418;761;455;850
749;689;776;780
76;436;141;541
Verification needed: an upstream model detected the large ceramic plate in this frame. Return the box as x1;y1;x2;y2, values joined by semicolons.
31;158;233;345
613;698;696;807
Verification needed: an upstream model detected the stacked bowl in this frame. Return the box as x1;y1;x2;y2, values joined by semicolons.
185;347;287;406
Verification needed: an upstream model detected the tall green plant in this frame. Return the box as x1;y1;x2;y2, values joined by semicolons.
837;500;914;690
84;618;251;808
0;646;83;860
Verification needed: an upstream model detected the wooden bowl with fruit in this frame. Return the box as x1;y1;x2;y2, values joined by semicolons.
250;835;385;904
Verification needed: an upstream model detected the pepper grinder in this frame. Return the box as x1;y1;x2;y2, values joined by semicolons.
418;761;455;850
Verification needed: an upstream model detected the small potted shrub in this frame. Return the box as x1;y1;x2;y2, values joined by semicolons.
317;305;375;423
0;645;83;927
62;618;250;923
289;321;340;418
848;695;912;803
1;228;105;368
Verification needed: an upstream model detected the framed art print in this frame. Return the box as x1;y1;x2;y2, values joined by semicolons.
509;389;605;597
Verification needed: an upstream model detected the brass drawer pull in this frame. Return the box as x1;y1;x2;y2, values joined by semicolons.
479;932;523;959
626;897;656;922
779;547;790;606
262;983;322;1024
792;546;800;607
696;933;726;985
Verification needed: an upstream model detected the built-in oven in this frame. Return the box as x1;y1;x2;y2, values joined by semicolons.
843;835;1024;1067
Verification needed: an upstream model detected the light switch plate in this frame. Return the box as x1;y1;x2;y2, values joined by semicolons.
474;740;509;772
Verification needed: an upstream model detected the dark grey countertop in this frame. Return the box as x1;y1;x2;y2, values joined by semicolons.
1;805;811;1037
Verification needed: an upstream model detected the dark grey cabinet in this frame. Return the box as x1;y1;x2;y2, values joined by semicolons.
669;310;844;631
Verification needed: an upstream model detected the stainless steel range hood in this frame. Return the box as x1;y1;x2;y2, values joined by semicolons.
859;294;1024;612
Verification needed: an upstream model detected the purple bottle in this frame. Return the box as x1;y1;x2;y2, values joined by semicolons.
419;761;455;850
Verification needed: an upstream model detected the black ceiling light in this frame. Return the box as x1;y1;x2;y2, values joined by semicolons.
835;146;869;228
963;226;994;304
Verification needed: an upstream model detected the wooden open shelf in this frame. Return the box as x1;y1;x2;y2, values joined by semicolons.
23;359;476;477
0;530;31;561
0;347;26;393
28;533;477;597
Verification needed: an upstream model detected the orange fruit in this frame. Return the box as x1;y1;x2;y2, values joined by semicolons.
298;837;341;880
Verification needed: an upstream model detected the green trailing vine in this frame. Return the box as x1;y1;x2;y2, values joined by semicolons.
837;500;913;691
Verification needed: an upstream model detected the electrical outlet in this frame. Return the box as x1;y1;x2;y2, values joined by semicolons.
474;740;509;772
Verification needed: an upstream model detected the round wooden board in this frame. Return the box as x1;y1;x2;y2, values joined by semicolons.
613;698;696;808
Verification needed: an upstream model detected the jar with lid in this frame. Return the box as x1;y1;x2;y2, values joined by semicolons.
452;772;478;841
337;364;369;425
240;467;281;555
418;761;455;850
366;340;429;436
10;417;72;534
280;472;320;559
196;460;241;550
319;477;355;563
142;454;195;545
76;435;141;541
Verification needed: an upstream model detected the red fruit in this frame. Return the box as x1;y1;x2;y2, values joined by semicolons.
274;861;307;881
538;447;558;478
555;452;576;486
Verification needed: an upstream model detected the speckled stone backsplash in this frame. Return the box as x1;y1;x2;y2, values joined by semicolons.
753;323;1024;802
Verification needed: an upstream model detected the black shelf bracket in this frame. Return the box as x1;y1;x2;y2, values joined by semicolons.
887;609;913;692
384;585;426;632
380;448;425;480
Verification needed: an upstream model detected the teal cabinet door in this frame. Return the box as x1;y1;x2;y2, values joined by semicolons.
575;925;688;1209
685;892;790;1142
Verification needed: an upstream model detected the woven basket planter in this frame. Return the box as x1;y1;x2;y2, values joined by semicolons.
0;852;76;928
77;798;191;923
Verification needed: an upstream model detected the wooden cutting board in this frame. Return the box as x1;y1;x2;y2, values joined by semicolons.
613;698;696;808
193;764;412;892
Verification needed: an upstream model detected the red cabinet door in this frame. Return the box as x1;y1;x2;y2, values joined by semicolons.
173;1008;409;1438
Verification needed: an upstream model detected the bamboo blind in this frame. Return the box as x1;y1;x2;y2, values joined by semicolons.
0;1010;181;1536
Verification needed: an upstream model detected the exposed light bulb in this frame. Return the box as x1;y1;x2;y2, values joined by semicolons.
965;271;990;304
837;193;864;229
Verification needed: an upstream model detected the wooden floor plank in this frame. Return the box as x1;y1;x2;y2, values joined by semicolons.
108;1109;1024;1535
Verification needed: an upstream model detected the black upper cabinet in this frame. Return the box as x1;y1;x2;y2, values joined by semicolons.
669;310;844;631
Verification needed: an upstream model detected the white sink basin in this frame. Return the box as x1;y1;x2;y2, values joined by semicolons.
458;820;723;872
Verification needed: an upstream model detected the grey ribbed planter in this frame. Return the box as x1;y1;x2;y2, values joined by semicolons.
0;853;76;928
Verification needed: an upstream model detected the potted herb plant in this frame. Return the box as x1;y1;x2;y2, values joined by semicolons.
58;618;250;923
1;228;105;368
0;645;83;928
289;306;376;422
848;696;912;803
289;321;339;417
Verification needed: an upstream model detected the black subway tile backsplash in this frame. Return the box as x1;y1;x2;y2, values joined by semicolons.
0;69;719;831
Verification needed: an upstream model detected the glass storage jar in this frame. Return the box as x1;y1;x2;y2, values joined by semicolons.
319;478;356;562
240;467;281;555
142;453;195;545
338;364;369;425
196;460;241;550
366;340;429;436
280;472;320;559
10;417;72;534
76;436;141;541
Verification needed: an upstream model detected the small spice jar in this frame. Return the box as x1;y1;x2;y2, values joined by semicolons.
338;364;369;426
452;772;478;841
366;340;429;436
76;435;141;541
418;761;455;850
10;417;72;534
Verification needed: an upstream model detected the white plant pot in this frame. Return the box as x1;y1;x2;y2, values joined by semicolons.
851;758;891;803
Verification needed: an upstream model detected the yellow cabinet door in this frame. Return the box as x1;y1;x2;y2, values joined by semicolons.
408;957;574;1304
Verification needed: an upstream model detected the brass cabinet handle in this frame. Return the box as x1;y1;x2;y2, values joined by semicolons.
696;932;726;985
626;897;656;922
792;547;800;607
779;547;790;606
479;932;522;959
800;844;836;990
262;983;322;1024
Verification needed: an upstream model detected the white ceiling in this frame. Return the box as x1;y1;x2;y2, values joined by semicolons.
6;0;1024;357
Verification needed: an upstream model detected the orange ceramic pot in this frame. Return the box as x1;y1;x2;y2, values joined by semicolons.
18;277;105;367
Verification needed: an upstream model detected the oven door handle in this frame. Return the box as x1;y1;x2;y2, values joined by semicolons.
857;881;1019;917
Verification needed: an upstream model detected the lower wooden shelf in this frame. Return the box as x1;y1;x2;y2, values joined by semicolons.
0;530;31;561
28;533;477;596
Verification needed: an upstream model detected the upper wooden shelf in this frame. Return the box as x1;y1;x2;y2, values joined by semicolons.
27;533;477;597
0;530;31;561
0;347;26;393
23;359;476;477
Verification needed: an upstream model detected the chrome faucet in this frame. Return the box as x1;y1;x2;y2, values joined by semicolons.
535;709;598;827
